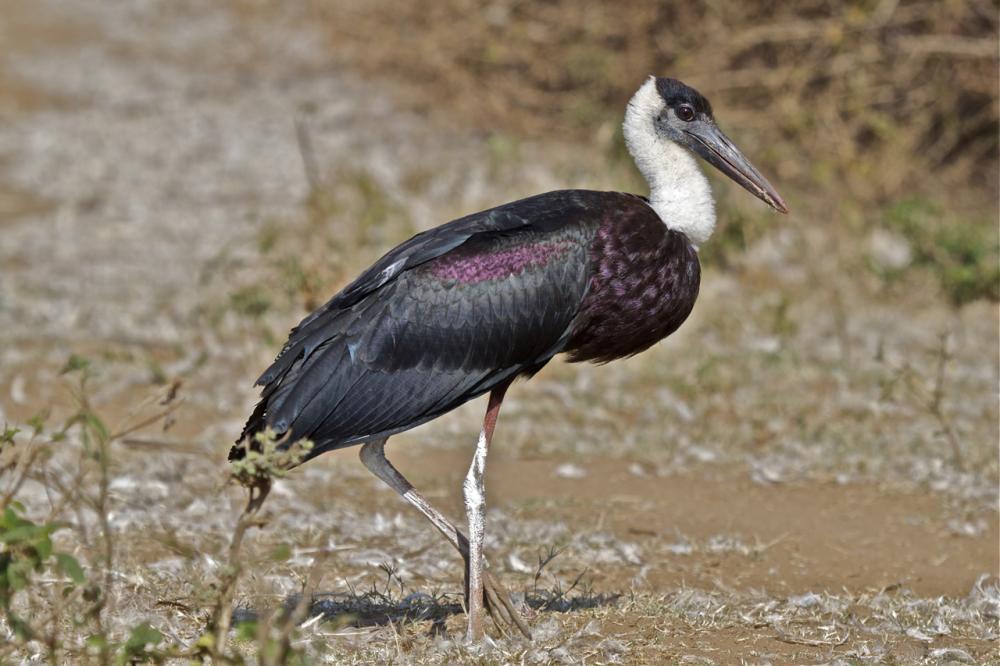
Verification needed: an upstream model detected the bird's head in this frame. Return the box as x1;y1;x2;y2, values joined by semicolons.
624;76;788;217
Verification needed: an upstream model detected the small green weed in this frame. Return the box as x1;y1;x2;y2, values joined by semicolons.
883;197;999;305
230;285;272;318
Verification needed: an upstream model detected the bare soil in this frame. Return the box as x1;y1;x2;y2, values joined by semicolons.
379;450;997;598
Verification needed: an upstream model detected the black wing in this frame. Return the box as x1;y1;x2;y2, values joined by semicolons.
236;190;612;460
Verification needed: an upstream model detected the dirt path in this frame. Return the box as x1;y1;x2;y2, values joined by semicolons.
374;449;997;598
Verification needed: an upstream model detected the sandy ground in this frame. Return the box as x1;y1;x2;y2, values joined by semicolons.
0;1;997;663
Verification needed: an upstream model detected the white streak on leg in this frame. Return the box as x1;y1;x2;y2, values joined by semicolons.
463;428;489;640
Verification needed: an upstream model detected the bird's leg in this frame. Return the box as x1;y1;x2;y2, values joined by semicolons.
359;435;530;639
463;382;509;642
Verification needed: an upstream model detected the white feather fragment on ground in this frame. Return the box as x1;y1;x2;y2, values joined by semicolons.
928;647;974;663
750;462;786;485
789;592;822;608
946;518;987;537
684;445;719;463
664;541;694;555
507;552;534;573
554;463;587;479
905;626;934;642
627;462;648;477
10;374;26;404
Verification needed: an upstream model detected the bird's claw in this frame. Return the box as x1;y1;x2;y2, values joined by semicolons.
480;567;532;640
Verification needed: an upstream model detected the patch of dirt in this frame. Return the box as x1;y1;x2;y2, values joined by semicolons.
0;1;84;116
0;185;53;224
375;451;998;598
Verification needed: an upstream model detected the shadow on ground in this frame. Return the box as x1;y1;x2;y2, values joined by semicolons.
233;586;622;632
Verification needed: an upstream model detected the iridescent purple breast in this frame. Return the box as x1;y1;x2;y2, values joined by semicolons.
565;203;700;363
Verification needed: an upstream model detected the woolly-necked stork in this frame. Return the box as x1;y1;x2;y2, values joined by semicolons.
233;76;787;641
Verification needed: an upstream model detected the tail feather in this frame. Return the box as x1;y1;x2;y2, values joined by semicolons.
230;397;269;460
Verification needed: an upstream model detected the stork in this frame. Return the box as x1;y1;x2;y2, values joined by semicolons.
232;76;787;641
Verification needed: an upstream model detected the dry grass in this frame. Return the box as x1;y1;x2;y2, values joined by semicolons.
310;0;998;203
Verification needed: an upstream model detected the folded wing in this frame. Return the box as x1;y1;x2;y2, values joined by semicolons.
236;191;605;459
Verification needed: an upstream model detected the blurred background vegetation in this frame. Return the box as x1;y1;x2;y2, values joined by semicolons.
301;0;998;303
321;0;998;193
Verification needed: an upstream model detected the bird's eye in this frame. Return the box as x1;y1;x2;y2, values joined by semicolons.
676;105;695;122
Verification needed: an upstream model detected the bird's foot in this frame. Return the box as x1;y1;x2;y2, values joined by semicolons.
480;568;531;640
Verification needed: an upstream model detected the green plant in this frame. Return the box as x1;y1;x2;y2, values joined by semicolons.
0;359;188;663
116;623;165;665
883;196;999;305
0;501;86;641
228;429;314;489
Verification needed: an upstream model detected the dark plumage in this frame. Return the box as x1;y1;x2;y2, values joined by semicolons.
656;77;713;118
567;199;700;363
233;189;699;462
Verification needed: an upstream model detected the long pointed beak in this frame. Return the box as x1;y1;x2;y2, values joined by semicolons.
684;123;788;214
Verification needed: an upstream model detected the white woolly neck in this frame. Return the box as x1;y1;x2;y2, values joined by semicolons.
623;77;716;247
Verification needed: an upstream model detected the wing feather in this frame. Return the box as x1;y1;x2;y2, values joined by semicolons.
235;190;622;459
